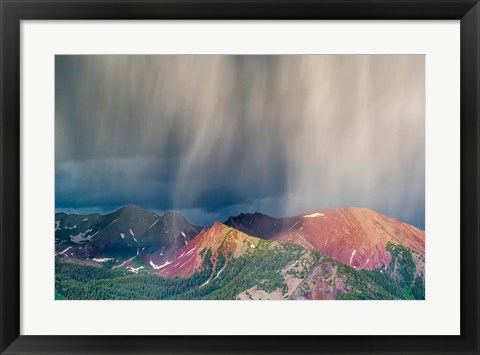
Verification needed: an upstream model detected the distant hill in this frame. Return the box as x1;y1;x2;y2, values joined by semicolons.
55;204;202;271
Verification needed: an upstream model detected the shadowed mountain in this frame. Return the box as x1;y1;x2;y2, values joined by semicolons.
55;204;202;269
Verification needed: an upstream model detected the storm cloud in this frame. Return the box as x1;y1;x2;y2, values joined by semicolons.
55;55;425;228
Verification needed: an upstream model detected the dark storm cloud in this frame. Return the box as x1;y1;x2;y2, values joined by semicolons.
55;55;425;228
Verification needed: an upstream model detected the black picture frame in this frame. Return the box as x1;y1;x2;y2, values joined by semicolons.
1;1;479;354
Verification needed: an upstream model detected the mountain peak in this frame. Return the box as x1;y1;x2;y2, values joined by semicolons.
205;221;229;235
123;203;143;211
162;210;184;218
109;204;146;220
156;223;259;278
160;211;192;225
113;203;142;214
225;211;270;224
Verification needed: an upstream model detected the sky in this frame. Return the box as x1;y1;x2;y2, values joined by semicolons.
55;55;425;228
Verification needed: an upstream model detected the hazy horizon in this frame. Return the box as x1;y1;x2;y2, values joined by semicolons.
55;203;424;230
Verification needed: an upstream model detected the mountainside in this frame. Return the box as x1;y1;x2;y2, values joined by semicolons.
225;207;425;270
56;222;425;300
55;205;425;300
55;204;202;271
155;221;264;278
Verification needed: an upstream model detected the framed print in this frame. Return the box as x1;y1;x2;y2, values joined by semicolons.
1;0;479;354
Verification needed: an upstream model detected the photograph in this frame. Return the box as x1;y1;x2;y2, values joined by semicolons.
54;54;425;301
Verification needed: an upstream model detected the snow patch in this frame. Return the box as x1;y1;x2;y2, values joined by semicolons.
181;231;186;238
288;221;299;232
82;218;88;222
185;248;196;256
120;233;125;239
112;255;137;269
70;229;94;244
129;229;135;236
214;263;227;279
149;219;159;229
55;221;61;231
303;213;325;218
127;265;144;273
150;260;173;270
92;258;114;263
178;261;190;269
350;250;357;265
133;237;138;242
55;246;72;256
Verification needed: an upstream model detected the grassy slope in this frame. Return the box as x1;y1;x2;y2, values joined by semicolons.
335;242;425;300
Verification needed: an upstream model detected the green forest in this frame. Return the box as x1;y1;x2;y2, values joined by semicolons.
56;240;424;300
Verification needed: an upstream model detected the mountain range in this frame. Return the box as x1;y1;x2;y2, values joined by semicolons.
55;204;425;300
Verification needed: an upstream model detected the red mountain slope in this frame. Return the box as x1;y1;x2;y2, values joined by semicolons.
155;222;258;278
228;207;424;270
